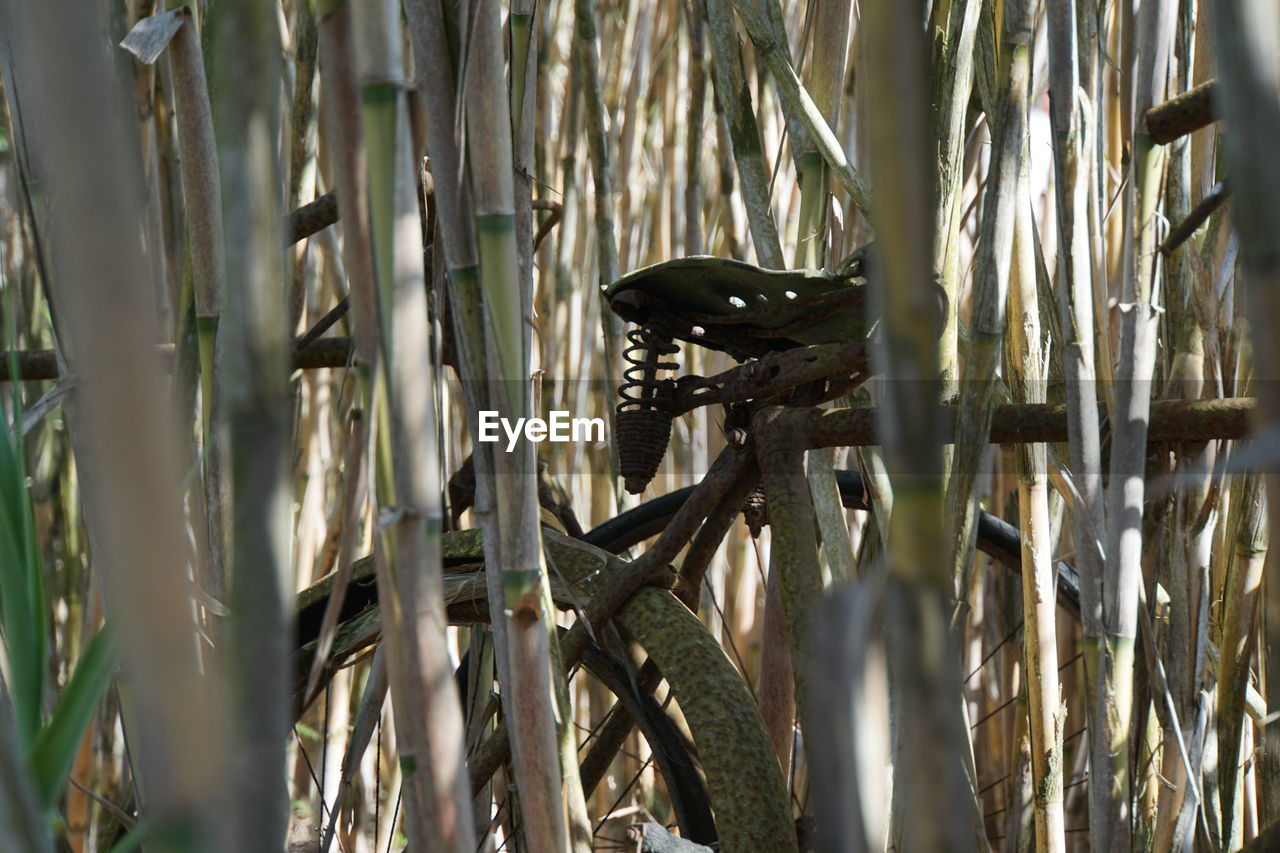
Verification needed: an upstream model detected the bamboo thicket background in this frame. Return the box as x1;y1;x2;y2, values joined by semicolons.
0;0;1278;851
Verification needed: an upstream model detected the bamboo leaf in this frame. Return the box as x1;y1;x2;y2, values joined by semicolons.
0;408;46;751
118;8;186;66
27;625;117;809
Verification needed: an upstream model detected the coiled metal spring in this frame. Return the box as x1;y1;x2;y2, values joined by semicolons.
616;322;680;494
741;484;768;537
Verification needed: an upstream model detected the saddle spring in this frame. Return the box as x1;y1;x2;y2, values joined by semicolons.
616;321;680;494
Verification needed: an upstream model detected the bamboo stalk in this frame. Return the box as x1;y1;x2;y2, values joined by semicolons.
1209;0;1280;824
942;0;1021;604
703;0;785;267
316;0;380;372
1008;144;1066;853
466;2;571;849
160;4;234;610
353;1;477;847
791;0;847;270
1045;2;1109;847
1097;3;1177;845
683;0;708;256
931;0;984;392
1218;474;1267;848
726;0;872;214
167;5;223;432
285;0;318;333
382;88;476;853
1152;6;1211;846
209;0;292;844
571;0;624;495
398;16;507;842
2;0;223;842
862;0;976;846
511;6;592;848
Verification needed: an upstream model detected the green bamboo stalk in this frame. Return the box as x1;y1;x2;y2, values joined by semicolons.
400;0;485;400
166;6;222;431
386;99;476;853
1209;0;1280;824
466;2;571;849
510;0;537;345
510;6;591;848
401;10;506;839
3;0;223;844
792;0;847;270
353;1;476;847
208;0;292;845
151;4;232;605
862;0;977;847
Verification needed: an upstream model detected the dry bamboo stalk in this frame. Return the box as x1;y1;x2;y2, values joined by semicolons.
1096;3;1177;845
1008;141;1066;853
943;0;1021;604
1218;474;1267;848
683;0;708;256
1153;8;1214;846
931;0;984;391
1045;1;1110;847
572;0;624;495
726;0;872;213
315;0;380;371
703;0;785;267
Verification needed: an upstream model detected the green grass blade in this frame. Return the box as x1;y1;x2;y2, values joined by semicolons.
27;624;117;809
0;410;46;750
